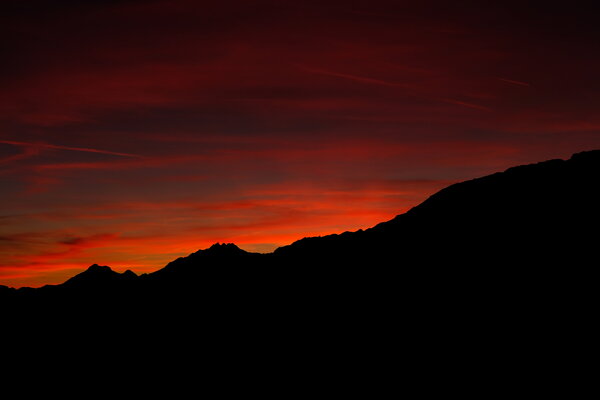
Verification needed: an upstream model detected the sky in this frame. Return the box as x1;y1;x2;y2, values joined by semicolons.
2;0;600;287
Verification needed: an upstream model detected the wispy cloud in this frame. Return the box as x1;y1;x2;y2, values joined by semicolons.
0;140;142;158
297;65;415;89
0;145;42;165
298;65;491;111
437;97;492;111
497;77;531;87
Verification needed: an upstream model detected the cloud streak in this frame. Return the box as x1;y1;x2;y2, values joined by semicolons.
497;77;532;87
0;140;142;158
298;65;491;111
298;65;415;89
0;145;42;165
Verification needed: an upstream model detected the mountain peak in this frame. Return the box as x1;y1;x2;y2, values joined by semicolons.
86;264;114;274
209;242;241;250
62;264;137;288
122;269;138;278
146;242;253;280
203;242;247;256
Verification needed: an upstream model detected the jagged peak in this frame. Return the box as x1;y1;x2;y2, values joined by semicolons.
60;264;138;288
209;242;241;250
122;269;137;277
85;264;114;274
183;242;246;258
201;242;248;256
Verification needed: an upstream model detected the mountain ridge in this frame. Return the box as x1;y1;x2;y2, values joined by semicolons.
2;149;599;296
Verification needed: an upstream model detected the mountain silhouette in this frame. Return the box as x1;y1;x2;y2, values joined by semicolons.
274;149;598;264
4;150;598;384
3;150;599;323
63;264;138;288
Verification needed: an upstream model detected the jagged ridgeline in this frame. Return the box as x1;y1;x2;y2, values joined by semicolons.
2;150;599;308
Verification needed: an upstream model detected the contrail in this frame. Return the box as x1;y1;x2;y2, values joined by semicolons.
497;77;531;87
0;140;142;158
298;64;490;111
438;97;492;111
297;65;414;89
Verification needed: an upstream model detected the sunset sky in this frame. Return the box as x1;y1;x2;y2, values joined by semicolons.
2;1;600;287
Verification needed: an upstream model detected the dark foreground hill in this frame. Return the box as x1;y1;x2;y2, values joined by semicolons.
3;150;599;309
3;151;598;386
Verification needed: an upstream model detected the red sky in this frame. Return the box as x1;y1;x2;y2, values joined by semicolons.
2;0;600;287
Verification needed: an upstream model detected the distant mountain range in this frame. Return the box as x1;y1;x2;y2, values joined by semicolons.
2;150;599;317
4;149;598;379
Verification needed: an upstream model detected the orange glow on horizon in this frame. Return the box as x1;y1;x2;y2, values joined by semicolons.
2;1;600;287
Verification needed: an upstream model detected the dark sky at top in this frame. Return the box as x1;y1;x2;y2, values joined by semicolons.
2;0;600;286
